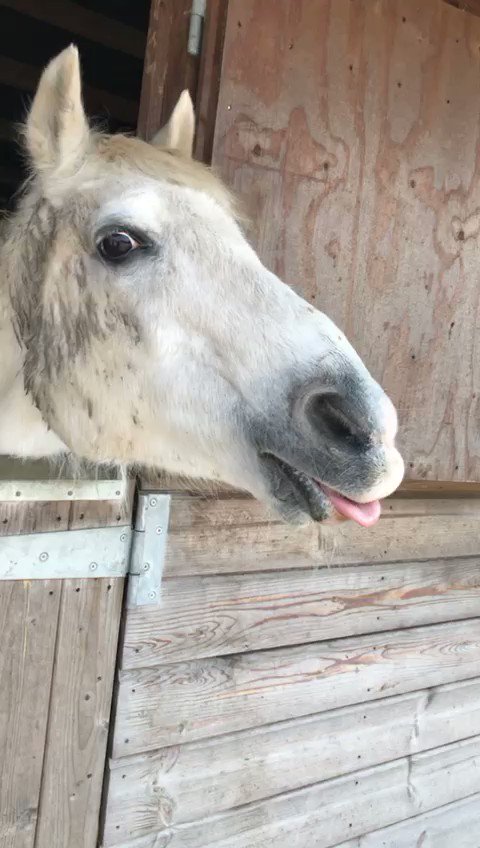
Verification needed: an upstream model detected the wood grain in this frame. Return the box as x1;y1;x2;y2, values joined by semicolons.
137;0;199;142
162;494;480;575
0;501;70;537
194;0;229;163
34;579;124;848
101;737;480;848
336;793;480;847
212;0;480;483
113;618;480;756
0;582;60;848
122;557;480;667
103;677;480;842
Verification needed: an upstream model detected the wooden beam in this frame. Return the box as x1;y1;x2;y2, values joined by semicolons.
194;0;229;163
0;55;138;125
0;0;146;59
137;0;200;141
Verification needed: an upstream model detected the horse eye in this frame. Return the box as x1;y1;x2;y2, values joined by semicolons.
98;231;141;262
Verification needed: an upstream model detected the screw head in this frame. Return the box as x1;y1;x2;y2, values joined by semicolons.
39;552;49;562
148;590;157;600
149;497;158;507
120;533;127;542
142;562;150;572
155;526;163;535
89;562;98;571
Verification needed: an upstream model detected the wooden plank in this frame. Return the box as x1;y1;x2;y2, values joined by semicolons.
103;677;480;842
137;0;199;142
163;495;480;575
0;0;146;59
336;793;480;847
113;618;480;756
101;736;480;848
69;479;135;531
0;501;70;537
34;579;124;848
194;0;229;163
122;557;480;667
211;0;480;484
0;582;61;848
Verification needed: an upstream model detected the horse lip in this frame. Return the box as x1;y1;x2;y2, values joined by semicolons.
260;452;332;522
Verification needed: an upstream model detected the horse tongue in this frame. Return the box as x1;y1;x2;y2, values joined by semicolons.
323;487;381;528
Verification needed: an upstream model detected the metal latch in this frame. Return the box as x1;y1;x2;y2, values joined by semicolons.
188;0;206;55
127;492;171;606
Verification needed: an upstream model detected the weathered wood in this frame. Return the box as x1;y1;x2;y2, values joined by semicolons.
101;737;480;848
103;677;480;842
0;582;60;848
34;579;124;848
137;0;199;142
0;501;70;537
212;0;480;483
122;557;480;667
0;0;146;59
113;618;480;756
194;0;229;163
163;494;480;575
69;479;135;531
336;793;480;847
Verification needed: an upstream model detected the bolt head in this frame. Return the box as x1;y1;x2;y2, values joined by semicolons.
143;562;151;572
89;562;98;571
39;552;49;562
148;590;157;600
149;497;158;507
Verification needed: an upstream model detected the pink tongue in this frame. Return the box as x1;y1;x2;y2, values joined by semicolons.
323;487;381;528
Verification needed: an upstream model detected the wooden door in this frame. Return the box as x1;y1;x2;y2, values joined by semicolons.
210;0;480;485
0;487;133;848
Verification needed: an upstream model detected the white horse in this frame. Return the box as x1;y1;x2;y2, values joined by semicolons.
0;47;403;525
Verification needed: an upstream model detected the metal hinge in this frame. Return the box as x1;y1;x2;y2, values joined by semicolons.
126;492;171;607
188;0;206;56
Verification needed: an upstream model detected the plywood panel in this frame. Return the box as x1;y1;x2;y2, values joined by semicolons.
34;579;124;848
103;678;480;842
212;0;480;483
163;494;480;575
0;582;60;848
336;793;480;847
113;618;480;756
101;737;480;848
123;557;480;667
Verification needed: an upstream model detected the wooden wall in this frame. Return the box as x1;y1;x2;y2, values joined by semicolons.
100;491;480;847
0;489;133;848
210;0;480;485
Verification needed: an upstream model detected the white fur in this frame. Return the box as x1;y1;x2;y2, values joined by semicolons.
0;48;404;515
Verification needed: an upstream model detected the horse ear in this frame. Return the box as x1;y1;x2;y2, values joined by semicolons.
151;90;195;158
25;45;89;174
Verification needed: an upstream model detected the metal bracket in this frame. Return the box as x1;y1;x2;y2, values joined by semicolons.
0;526;132;580
188;0;206;55
0;456;126;502
127;492;171;606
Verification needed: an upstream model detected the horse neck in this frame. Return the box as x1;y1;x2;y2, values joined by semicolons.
0;224;66;459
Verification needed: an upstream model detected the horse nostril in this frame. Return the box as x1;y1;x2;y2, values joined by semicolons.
304;391;371;450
